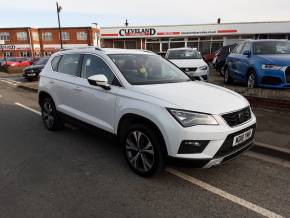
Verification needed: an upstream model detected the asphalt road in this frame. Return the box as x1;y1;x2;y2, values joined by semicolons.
0;81;290;218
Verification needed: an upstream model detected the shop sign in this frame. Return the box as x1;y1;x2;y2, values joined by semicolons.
0;44;16;50
119;28;156;36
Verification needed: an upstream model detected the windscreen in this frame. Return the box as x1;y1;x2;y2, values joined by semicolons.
254;41;290;55
109;54;190;85
168;49;202;59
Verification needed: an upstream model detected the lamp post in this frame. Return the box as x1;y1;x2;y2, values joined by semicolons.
56;2;63;49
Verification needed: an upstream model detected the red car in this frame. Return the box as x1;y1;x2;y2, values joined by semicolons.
1;57;32;67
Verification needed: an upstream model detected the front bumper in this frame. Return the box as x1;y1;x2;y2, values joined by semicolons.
186;69;209;81
257;68;290;88
164;110;257;162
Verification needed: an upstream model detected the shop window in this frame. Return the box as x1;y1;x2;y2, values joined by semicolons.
269;34;287;39
147;38;159;42
0;32;10;41
125;41;137;49
42;32;53;41
4;52;11;57
114;41;125;48
17;32;28;41
20;51;30;57
77;32;87;40
162;43;168;52
199;41;211;54
160;38;170;41
61;32;70;40
200;36;211;40
211;41;223;53
240;35;254;39
188;37;199;41
101;39;113;48
170;42;185;49
212;36;223;40
146;43;160;53
187;42;198;49
170;38;185;42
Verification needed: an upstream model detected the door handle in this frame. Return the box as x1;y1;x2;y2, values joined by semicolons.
49;81;55;84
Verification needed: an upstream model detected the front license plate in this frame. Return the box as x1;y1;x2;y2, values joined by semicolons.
233;129;253;147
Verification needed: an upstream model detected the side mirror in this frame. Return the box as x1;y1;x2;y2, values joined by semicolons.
242;50;251;56
87;74;111;90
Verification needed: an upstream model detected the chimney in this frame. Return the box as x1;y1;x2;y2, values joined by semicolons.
217;18;221;24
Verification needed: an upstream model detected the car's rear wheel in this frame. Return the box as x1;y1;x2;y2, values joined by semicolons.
247;71;256;88
41;97;64;131
122;123;166;177
224;67;233;84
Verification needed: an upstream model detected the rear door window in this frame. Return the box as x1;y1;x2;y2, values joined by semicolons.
51;55;62;71
57;54;81;76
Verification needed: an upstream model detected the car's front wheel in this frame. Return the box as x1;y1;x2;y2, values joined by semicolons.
247;71;256;88
41;97;64;131
122;124;166;177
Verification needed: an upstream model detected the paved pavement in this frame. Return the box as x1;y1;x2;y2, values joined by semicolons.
1;77;290;218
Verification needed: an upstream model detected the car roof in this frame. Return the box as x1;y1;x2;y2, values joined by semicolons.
167;47;197;51
55;47;157;56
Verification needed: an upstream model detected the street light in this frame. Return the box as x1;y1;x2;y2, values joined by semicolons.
56;2;63;49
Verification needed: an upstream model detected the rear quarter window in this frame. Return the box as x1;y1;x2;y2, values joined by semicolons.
51;55;62;71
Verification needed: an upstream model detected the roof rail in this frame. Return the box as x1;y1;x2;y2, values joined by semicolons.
60;46;103;51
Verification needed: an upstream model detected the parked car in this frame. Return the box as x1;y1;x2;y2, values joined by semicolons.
165;48;209;81
225;40;290;88
23;57;49;81
39;48;256;176
202;52;216;64
1;57;31;68
213;44;237;76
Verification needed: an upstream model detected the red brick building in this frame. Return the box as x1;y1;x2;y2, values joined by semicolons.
0;26;99;57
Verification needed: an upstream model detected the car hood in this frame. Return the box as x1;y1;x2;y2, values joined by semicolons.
24;65;44;70
169;59;207;68
130;81;249;114
256;54;290;66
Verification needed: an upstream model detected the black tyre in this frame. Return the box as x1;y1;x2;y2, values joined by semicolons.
247;71;256;88
219;64;226;76
41;97;64;131
121;123;166;177
224;67;233;84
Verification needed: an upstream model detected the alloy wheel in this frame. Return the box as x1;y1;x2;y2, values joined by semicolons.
248;73;255;88
42;100;54;129
125;131;155;173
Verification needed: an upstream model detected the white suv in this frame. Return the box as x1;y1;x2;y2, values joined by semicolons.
165;48;209;81
38;48;256;176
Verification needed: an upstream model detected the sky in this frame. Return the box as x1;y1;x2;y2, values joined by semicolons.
1;0;290;28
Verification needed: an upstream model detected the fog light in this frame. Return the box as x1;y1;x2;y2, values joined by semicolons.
178;140;210;154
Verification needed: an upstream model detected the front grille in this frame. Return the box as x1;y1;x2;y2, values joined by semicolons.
25;69;41;74
286;67;290;83
214;124;256;158
181;67;197;72
261;76;282;85
221;107;251;127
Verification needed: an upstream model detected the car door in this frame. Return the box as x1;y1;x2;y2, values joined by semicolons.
228;42;245;78
71;54;121;133
50;53;83;117
237;42;252;82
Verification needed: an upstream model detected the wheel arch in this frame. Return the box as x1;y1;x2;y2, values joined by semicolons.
117;113;168;155
38;91;53;106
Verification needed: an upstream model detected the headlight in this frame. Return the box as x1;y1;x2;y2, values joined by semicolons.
167;108;218;127
199;65;208;71
261;64;282;70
